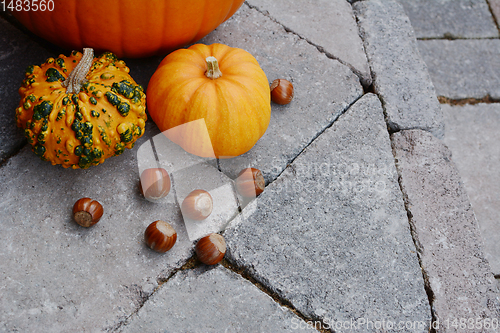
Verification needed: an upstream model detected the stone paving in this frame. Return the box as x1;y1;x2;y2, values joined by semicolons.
442;104;500;274
400;0;500;280
1;1;500;333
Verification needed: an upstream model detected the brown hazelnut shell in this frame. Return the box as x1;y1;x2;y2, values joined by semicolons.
181;189;213;221
140;168;171;201
195;233;226;265
73;197;103;227
270;79;294;105
235;168;265;198
144;220;177;253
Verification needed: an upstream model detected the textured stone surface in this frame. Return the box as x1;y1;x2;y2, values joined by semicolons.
0;17;57;163
491;0;500;24
354;0;444;139
418;39;500;100
399;0;499;38
246;0;371;86
0;123;198;332
121;266;311;332
442;103;500;274
225;94;431;330
201;5;363;183
392;129;500;325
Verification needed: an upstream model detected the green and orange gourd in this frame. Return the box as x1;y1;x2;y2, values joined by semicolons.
16;48;147;169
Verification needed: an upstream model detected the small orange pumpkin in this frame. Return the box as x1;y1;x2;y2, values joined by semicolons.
147;43;271;158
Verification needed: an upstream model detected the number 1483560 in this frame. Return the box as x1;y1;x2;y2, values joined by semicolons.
2;0;55;12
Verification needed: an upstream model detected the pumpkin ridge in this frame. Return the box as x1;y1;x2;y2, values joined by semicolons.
216;48;258;71
221;74;271;124
187;0;209;45
73;2;85;53
215;79;264;149
154;77;208;128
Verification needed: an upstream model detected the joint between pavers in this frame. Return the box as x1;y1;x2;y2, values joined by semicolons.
372;87;438;329
374;86;438;321
418;36;500;41
487;0;500;33
107;256;200;332
438;95;500;106
264;92;367;188
219;258;330;333
244;2;368;89
388;134;438;333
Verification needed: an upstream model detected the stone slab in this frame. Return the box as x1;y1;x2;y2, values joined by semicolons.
0;17;58;163
399;0;499;39
442;103;500;274
0;122;200;332
354;0;444;139
224;94;431;331
418;39;500;100
246;0;372;86
121;266;312;332
201;5;363;183
392;129;500;326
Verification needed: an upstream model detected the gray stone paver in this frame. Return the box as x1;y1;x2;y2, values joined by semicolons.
392;129;500;329
442;103;500;275
417;39;500;100
353;0;445;139
399;0;499;39
224;94;431;332
0;123;196;332
201;5;363;184
121;266;312;333
246;0;372;86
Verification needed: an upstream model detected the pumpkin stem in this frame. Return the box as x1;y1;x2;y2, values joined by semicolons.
205;56;222;80
63;48;94;94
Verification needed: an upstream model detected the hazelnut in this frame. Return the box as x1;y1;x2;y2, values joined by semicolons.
270;79;294;105
73;197;103;227
140;168;171;201
235;167;265;198
144;220;177;253
195;233;226;265
181;189;213;221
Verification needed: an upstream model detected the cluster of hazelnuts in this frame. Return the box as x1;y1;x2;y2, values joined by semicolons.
72;78;292;264
72;167;265;265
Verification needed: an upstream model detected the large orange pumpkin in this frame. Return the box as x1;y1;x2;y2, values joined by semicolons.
11;0;245;58
147;43;271;158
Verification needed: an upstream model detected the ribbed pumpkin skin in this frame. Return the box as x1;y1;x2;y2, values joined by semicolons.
16;51;147;169
147;43;271;158
11;0;245;58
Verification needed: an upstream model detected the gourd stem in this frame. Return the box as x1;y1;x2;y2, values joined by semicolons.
205;56;222;80
63;48;94;94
